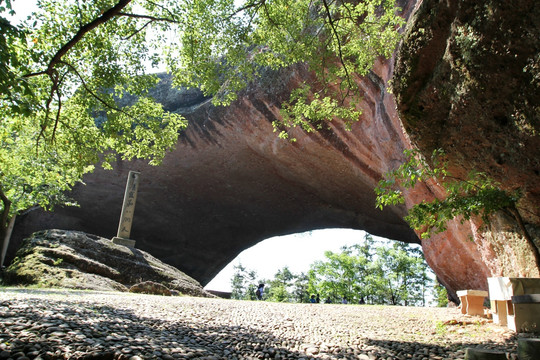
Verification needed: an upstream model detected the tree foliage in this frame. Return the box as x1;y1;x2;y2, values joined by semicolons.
371;242;429;306
230;263;259;300
375;149;540;269
308;234;431;305
231;234;437;306
171;0;404;138
0;0;188;243
309;244;369;303
266;266;294;302
434;280;449;308
0;0;404;245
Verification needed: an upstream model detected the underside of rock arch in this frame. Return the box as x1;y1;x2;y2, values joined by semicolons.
8;0;540;301
10;63;421;286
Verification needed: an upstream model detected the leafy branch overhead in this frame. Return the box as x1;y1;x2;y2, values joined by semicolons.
375;149;540;269
171;0;404;138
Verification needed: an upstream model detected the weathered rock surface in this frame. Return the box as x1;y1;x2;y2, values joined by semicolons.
6;0;540;300
3;229;213;297
392;0;540;294
8;56;423;290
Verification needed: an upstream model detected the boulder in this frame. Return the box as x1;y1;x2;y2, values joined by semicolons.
2;229;213;297
129;281;172;296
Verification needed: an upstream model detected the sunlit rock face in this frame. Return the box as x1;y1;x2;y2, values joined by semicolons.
393;0;540;293
9;0;539;300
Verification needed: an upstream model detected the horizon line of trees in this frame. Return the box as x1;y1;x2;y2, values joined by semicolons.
230;234;449;307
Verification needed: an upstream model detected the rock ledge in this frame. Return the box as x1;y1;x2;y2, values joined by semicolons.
2;229;213;298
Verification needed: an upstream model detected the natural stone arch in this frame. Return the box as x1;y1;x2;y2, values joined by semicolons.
8;0;540;301
8;64;491;303
10;67;422;286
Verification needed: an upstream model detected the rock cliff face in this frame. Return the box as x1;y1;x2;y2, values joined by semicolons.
7;0;539;300
392;0;540;294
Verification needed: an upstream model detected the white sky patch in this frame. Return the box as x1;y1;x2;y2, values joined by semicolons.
204;229;404;292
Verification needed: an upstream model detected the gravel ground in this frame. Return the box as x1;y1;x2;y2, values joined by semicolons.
0;288;528;360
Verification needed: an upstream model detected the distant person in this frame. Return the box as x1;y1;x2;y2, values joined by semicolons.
255;283;265;300
342;297;348;304
325;298;332;304
310;295;316;303
316;294;320;303
359;297;365;305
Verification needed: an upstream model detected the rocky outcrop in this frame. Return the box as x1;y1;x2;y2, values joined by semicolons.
3;229;213;297
6;0;539;300
394;0;540;217
392;0;540;292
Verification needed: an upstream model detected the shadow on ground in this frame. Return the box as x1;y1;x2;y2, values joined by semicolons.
0;291;519;359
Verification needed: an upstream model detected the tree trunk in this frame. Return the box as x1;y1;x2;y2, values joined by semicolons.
0;185;12;267
1;215;16;268
507;205;540;271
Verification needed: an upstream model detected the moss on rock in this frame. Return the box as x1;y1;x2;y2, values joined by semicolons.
2;229;214;297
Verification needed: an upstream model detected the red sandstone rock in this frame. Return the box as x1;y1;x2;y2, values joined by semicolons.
393;0;540;294
8;0;539;302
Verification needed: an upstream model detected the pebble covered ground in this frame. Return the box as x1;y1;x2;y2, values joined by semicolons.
0;288;529;360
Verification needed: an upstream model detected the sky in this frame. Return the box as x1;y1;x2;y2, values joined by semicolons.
204;228;388;292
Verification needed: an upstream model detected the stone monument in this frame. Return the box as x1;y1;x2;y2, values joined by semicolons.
111;171;140;247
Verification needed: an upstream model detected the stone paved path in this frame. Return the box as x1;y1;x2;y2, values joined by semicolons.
0;288;525;359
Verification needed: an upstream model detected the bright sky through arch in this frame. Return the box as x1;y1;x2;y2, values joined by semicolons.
204;229;403;293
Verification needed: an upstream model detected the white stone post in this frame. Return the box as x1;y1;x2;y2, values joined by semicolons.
111;171;140;247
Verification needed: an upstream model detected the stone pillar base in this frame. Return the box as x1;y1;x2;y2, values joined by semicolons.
111;237;136;247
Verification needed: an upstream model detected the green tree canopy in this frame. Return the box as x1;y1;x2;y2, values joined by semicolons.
308;234;433;305
230;263;259;300
372;242;429;305
266;266;294;302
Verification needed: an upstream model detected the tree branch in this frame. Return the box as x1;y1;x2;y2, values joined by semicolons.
0;184;12;234
58;60;134;120
228;0;265;19
24;0;133;79
51;75;64;141
321;0;353;89
116;12;178;23
121;19;153;41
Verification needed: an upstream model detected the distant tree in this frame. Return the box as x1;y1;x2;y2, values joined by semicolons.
267;266;295;302
309;239;371;303
292;272;310;303
373;242;430;306
309;255;350;303
434;280;449;307
308;235;433;306
230;263;258;300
